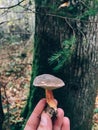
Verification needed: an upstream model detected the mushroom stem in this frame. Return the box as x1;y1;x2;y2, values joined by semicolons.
45;89;57;119
45;89;57;111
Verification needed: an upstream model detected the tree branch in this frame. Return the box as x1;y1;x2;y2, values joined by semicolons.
0;18;21;25
34;10;98;24
64;18;75;36
0;0;25;9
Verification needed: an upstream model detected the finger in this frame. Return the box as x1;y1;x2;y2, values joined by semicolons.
54;99;58;106
61;117;70;130
24;98;46;130
53;108;64;130
37;112;52;130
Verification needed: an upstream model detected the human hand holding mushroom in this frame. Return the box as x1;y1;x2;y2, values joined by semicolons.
24;99;70;130
24;74;70;130
33;74;65;120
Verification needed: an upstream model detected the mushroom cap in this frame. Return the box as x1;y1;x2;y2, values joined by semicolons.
33;74;65;90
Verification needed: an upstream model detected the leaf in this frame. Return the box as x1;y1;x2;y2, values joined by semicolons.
58;2;70;9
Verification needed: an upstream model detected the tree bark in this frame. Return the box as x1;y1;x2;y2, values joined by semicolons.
0;88;4;130
23;1;98;130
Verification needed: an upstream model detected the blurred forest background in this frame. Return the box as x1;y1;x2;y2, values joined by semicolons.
0;0;34;129
0;0;98;130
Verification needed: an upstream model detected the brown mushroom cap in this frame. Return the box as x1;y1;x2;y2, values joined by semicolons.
33;74;65;90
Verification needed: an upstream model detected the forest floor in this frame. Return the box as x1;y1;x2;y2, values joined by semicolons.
0;37;33;130
0;38;98;130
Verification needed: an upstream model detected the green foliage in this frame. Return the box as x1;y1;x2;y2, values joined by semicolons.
7;35;21;44
94;108;98;113
84;9;97;17
77;7;98;20
51;0;98;21
49;36;76;71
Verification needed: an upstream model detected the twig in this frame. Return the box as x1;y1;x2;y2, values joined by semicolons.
34;10;98;24
0;18;22;25
77;27;86;39
0;0;25;9
79;0;90;9
64;18;75;36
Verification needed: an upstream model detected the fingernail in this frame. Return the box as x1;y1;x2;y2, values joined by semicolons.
40;112;47;126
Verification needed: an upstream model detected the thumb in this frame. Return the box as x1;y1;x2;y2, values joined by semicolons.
37;112;52;130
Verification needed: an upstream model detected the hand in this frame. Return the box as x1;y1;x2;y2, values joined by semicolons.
24;98;70;130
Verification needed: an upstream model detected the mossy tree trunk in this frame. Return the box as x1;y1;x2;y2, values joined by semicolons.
23;1;98;130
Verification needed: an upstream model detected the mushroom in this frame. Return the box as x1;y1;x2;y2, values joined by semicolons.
33;74;65;119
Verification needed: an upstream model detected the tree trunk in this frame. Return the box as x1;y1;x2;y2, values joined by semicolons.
0;88;4;130
22;1;98;130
